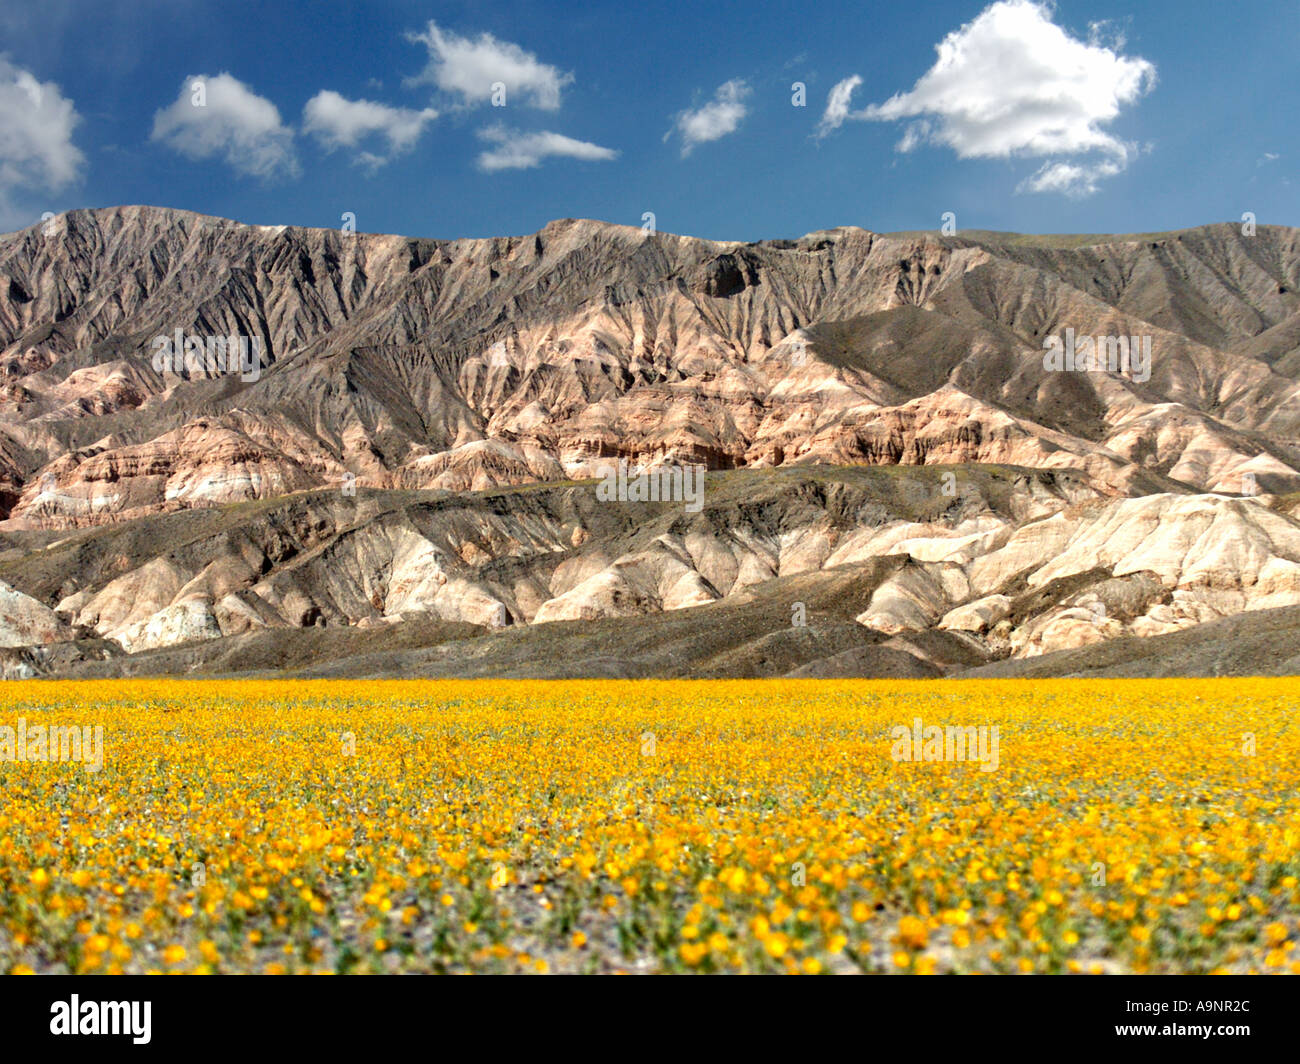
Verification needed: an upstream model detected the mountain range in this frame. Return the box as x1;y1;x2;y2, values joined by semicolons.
2;206;1299;678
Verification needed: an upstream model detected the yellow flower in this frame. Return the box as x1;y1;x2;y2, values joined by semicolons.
679;942;707;966
897;915;928;949
3;675;1296;974
764;933;790;959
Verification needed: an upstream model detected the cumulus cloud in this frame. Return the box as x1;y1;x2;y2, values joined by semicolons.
475;126;617;172
0;56;84;220
820;0;1156;195
1018;158;1124;196
671;79;750;156
151;73;298;180
406;21;572;110
303;91;437;169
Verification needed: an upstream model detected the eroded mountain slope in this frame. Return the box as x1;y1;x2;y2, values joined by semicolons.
2;209;1299;530
4;208;1300;675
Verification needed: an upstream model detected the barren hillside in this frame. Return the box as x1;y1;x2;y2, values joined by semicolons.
3;208;1299;675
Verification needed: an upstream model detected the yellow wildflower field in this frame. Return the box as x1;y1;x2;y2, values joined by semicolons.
1;678;1297;974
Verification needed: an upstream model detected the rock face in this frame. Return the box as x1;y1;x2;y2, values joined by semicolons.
1;208;1299;530
2;207;1300;675
1;461;1299;673
0;580;71;647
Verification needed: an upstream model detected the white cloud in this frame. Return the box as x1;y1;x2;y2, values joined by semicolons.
406;21;572;110
672;79;750;156
151;73;298;180
303;91;437;169
1018;158;1124;197
817;75;862;138
823;0;1156;195
1087;18;1128;51
0;56;84;216
475;126;617;172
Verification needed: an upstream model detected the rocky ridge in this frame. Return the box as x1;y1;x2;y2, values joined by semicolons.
2;208;1300;674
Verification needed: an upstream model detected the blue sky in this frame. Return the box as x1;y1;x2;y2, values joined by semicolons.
0;0;1295;241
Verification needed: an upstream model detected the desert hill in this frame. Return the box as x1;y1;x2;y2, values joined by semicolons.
2;207;1299;676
